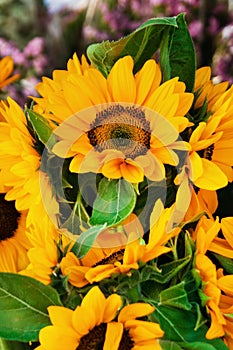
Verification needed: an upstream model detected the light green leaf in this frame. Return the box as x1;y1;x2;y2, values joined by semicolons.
87;16;178;77
71;223;107;258
26;109;56;149
159;282;192;310
90;178;136;227
0;273;62;342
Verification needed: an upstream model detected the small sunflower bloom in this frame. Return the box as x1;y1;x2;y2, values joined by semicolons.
194;66;229;111
0;194;30;272
0;56;19;90
36;286;164;350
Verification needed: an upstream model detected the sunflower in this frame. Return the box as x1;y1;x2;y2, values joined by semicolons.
0;194;30;272
194;66;229;111
34;55;193;183
60;201;180;286
20;218;69;285
0;97;59;228
0;56;19;90
36;286;164;350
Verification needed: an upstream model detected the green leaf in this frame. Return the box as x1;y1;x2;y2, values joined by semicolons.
26;109;56;149
160;340;184;350
211;252;233;274
177;341;227;350
0;273;62;342
160;13;196;92
90;178;136;227
159;282;192;310
152;304;228;349
0;339;31;350
87;16;178;77
71;223;107;258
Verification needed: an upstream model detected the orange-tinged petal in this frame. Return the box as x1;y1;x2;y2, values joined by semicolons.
221;217;233;248
218;275;233;297
85;264;118;283
104;322;123;350
102;158;123;179
107;56;136;102
118;303;154;323
69;154;85;173
206;310;225;339
120;159;144;183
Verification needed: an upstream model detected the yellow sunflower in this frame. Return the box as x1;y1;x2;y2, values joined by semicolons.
193;216;226;339
194;66;229;111
0;56;19;90
20;218;69;285
0;97;59;227
36;286;164;350
34;55;193;183
0;194;30;272
60;201;180;286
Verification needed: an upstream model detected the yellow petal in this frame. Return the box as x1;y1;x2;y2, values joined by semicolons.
120;159;144;183
103;322;123;350
103;294;123;322
194;158;228;190
48;306;73;327
39;326;78;350
107;56;136;102
118;303;154;323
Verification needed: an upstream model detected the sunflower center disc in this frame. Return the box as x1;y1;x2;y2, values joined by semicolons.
0;194;20;241
76;323;107;350
119;329;135;350
88;104;151;159
92;249;125;267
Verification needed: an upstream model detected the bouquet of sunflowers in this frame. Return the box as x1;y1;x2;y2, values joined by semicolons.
0;13;233;350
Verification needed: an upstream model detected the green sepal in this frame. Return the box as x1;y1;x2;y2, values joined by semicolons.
0;273;62;342
26;109;56;150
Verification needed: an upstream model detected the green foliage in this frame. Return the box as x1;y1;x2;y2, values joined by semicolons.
90;178;137;227
87;16;177;77
0;274;62;342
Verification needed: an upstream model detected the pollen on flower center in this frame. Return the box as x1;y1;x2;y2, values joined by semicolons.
76;323;107;350
88;105;151;159
0;194;20;241
92;249;125;267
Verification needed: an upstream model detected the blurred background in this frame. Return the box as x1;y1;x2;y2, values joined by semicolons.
0;0;232;104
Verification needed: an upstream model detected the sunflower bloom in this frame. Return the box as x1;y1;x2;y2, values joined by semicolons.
193;216;227;339
0;194;30;272
0;98;58;227
35;55;193;183
61;201;180;286
194;66;229;111
36;286;164;350
0;56;19;90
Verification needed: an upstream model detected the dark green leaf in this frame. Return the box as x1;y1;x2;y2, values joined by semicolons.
0;339;31;350
160;13;196;92
159;340;183;350
90;178;136;227
26;109;56;149
211;252;233;274
71;223;107;258
0;273;62;342
87;16;178;77
159;282;192;310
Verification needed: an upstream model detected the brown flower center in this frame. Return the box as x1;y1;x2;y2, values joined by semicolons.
88;105;151;159
0;194;20;242
76;323;134;350
198;144;214;160
119;329;134;350
76;323;106;350
92;249;125;267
